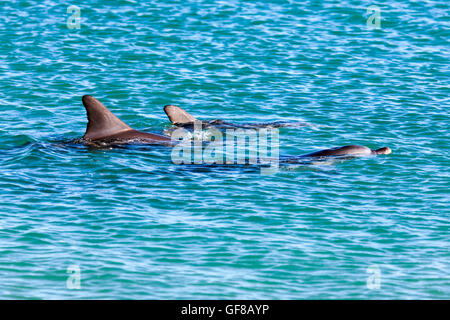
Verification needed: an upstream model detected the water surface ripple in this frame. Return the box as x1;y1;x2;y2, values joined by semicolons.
0;0;448;299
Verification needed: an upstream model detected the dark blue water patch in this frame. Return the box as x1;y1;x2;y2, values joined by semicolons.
0;134;37;150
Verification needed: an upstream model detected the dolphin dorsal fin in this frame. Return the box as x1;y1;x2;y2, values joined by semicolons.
163;105;198;124
82;95;132;140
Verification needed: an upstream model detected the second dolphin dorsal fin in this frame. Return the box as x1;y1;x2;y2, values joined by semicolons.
163;105;198;124
82;95;133;140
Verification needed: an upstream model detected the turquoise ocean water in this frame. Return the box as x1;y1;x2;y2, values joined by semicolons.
0;0;448;299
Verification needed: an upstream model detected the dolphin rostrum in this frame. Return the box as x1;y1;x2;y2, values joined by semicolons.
82;95;171;145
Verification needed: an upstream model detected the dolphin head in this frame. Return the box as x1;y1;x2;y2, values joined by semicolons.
374;147;392;155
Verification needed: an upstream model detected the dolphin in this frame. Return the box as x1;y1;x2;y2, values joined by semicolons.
79;96;392;162
293;145;392;160
163;105;309;129
82;95;171;145
280;145;391;164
